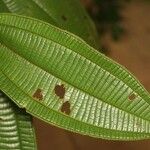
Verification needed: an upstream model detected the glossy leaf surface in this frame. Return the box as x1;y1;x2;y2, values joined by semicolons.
0;91;37;150
0;14;150;140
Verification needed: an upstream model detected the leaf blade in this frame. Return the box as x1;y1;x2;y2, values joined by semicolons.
0;0;100;49
0;91;37;150
0;14;150;140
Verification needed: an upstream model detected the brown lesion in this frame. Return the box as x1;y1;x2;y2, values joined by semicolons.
33;88;43;100
54;84;71;115
128;93;137;101
54;84;65;99
61;101;71;115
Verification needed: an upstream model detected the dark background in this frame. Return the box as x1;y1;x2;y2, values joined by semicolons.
33;0;150;149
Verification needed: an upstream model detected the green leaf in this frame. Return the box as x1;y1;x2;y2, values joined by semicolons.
0;91;37;150
0;0;9;12
0;0;100;49
0;14;150;140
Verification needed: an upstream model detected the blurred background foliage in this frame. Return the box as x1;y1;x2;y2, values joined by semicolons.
81;0;131;41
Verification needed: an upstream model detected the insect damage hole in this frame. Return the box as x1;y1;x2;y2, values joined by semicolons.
61;101;71;115
33;88;43;100
54;84;65;99
128;93;137;101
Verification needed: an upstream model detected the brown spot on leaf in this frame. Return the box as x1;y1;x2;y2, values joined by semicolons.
54;84;65;99
61;101;71;115
128;93;137;101
33;88;43;100
61;15;67;21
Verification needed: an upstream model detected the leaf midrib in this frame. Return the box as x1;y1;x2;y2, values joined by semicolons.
1;22;149;107
0;23;143;103
1;16;149;106
0;40;150;126
0;23;149;122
